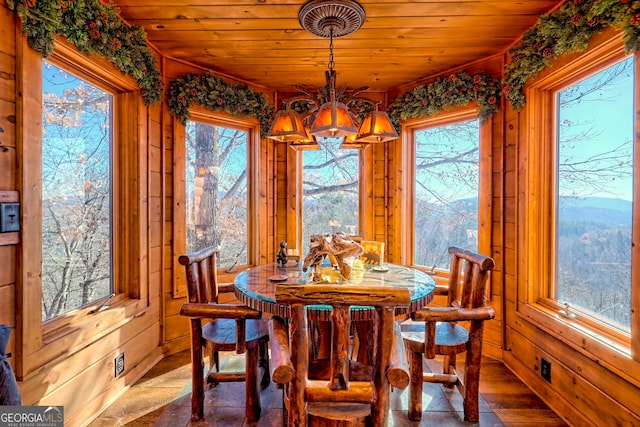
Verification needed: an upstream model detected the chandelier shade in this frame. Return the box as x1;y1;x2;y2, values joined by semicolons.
339;133;369;149
289;128;321;151
268;109;308;142
310;99;358;138
355;109;398;143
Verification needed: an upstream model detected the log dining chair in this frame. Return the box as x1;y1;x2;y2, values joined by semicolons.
178;245;270;422
269;284;411;427
401;246;495;422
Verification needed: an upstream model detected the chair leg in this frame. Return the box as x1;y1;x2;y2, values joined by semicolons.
408;350;423;421
259;340;271;389
245;344;262;421
205;344;220;387
213;350;220;372
443;354;456;388
463;345;482;422
189;323;205;421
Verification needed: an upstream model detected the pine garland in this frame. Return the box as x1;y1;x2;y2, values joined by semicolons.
503;0;640;110
387;71;502;128
167;73;276;137
7;0;163;105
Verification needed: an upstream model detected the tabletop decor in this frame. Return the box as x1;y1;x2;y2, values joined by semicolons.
7;0;163;105
301;232;364;282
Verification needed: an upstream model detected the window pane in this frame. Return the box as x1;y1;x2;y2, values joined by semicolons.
556;57;633;331
41;61;113;321
414;120;479;269
185;121;248;268
302;139;359;252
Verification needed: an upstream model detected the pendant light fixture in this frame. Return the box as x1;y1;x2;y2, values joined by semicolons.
266;0;398;147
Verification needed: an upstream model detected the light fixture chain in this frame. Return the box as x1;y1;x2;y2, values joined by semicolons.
328;28;335;72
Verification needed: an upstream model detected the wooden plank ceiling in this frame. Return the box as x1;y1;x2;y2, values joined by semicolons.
113;0;562;93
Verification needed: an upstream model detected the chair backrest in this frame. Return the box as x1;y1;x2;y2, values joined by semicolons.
275;284;410;426
446;246;495;310
178;245;222;304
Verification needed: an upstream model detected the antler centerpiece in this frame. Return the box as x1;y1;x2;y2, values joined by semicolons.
302;232;364;282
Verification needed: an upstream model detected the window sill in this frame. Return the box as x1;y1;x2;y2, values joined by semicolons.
18;297;149;379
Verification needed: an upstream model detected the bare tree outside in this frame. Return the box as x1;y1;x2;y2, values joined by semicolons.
185;121;248;269
413;120;480;270
302;139;360;254
556;56;634;330
41;61;113;321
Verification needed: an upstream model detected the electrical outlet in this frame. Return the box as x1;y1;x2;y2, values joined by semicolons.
541;357;551;382
115;352;125;377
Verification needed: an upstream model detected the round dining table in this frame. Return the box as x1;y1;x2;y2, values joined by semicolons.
234;262;436;321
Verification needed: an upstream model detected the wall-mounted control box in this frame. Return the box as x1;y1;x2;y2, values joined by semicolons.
0;203;20;233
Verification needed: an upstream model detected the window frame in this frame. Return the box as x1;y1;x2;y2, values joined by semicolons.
400;107;492;275
17;38;148;378
172;108;261;298
518;34;640;364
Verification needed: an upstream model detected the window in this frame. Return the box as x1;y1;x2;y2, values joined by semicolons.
412;116;480;270
555;57;633;332
522;36;639;362
184;120;249;269
41;61;113;321
302;139;360;252
18;40;145;378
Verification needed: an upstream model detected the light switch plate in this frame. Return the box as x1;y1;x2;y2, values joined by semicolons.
0;203;20;232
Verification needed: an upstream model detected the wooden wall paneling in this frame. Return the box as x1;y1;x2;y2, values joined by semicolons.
478;117;493;256
0;99;16;191
502;338;589;427
373;144;387;242
18;301;160;403
257;132;270;265
0;281;15;326
117;91;149;301
486;95;503;361
286;144;299;251
16;33;44;375
0;52;15;101
0;4;16;56
0;244;15;287
384;139;396;262
507;318;640;426
360;143;373;240
66;350;163;426
262;135;273;264
147;95;164;330
52;324;163;426
163;310;190;344
275;147;288;248
512;104;529;309
171;118;187;299
388;130;408;265
0;1;16;193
